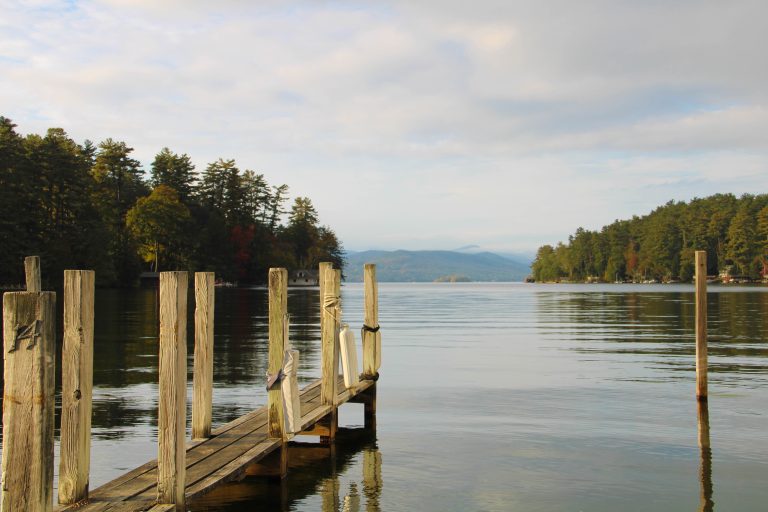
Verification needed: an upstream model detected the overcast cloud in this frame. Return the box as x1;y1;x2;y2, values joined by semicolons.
1;0;766;253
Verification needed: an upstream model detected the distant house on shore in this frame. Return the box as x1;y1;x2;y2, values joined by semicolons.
289;269;319;286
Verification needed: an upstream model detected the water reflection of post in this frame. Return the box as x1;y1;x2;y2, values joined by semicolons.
321;443;340;512
363;446;383;512
697;400;714;512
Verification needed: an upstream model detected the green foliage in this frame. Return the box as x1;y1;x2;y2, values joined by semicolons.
150;148;195;201
0;116;345;287
127;185;191;272
532;193;768;282
531;245;563;282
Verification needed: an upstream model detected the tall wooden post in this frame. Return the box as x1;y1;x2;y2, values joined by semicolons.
267;268;289;478
25;256;41;292
157;272;188;510
267;268;288;439
1;291;56;512
362;264;380;378
320;267;339;443
321;267;339;406
695;251;708;400
319;262;332;333
58;271;95;505
192;272;215;440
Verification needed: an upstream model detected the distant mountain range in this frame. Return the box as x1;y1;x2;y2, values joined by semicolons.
344;249;532;282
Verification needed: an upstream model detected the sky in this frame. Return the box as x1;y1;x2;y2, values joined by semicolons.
1;0;767;254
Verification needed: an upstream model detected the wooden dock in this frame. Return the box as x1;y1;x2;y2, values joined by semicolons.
55;377;375;512
2;260;382;512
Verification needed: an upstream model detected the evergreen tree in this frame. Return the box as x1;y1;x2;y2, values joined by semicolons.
91;138;148;285
0;117;34;284
726;204;758;277
150;147;196;202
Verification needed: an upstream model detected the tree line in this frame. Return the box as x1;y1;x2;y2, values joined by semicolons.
532;193;768;283
0;116;344;287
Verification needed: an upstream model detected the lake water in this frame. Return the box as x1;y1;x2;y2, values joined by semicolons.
2;283;768;511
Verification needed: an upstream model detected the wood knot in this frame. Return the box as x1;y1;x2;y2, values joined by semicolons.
74;389;82;400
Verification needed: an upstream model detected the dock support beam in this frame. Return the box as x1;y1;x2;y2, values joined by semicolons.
695;250;708;400
267;268;289;478
25;255;41;292
192;272;215;440
321;267;340;443
157;272;188;510
2;291;56;512
59;270;95;505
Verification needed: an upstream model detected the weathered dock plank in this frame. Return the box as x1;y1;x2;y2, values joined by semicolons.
55;377;373;512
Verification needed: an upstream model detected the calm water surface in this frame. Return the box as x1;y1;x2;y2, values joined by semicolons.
2;283;767;511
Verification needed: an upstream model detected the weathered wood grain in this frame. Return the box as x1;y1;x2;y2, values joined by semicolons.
319;262;332;335
2;291;56;512
59;270;95;505
321;267;339;407
192;272;215;440
25;256;41;292
268;268;288;441
157;272;188;510
695;251;707;400
362;263;380;377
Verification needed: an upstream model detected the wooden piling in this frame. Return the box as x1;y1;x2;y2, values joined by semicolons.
25;256;41;292
192;272;215;440
267;268;289;479
319;262;332;332
1;291;56;512
362;264;380;378
268;268;288;440
157;272;188;510
320;267;340;444
321;267;339;407
695;251;708;400
58;270;95;505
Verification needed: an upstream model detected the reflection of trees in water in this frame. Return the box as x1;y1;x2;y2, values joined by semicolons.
537;289;768;376
212;287;322;387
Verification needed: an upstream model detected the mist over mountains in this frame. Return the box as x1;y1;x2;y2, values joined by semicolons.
344;249;532;282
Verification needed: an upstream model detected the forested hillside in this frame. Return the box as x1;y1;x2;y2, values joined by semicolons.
345;250;530;282
0;116;343;286
532;194;768;282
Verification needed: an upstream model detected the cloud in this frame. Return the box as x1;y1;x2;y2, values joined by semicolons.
1;0;766;251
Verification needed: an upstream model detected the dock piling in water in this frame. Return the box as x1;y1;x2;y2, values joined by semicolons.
192;272;215;440
2;290;56;512
59;270;95;506
267;268;289;478
695;250;708;400
321;266;340;443
362;263;380;378
157;271;188;510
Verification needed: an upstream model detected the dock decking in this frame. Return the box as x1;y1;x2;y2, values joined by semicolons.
55;377;374;512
